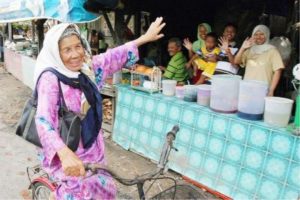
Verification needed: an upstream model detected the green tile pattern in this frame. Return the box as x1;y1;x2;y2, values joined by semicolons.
113;85;300;200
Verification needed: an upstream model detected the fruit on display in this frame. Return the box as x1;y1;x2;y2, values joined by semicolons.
144;68;153;75
135;65;150;73
121;79;130;84
133;80;140;86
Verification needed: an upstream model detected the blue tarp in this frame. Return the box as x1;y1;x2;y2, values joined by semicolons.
0;0;99;23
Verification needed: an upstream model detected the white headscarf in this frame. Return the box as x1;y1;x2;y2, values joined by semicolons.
250;25;274;54
34;23;91;84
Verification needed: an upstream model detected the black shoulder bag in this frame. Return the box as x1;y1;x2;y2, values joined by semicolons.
15;68;81;152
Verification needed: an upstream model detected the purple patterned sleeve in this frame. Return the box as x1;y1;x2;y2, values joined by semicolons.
91;41;139;89
35;72;66;166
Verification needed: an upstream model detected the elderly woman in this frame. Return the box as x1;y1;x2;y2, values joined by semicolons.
34;18;165;199
234;25;284;96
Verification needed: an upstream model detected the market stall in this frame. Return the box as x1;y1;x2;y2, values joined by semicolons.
113;84;300;200
0;0;100;88
0;1;122;133
4;47;36;89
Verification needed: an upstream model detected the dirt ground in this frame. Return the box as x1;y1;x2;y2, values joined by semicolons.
0;63;216;199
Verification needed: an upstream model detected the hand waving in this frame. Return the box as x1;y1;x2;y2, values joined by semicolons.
241;37;254;50
143;17;166;43
183;38;193;51
218;37;229;51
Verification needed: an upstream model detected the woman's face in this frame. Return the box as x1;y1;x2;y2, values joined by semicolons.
59;35;85;72
198;25;207;40
223;26;236;41
253;30;266;45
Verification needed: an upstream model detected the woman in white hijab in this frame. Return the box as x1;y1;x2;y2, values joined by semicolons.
34;18;165;200
234;25;284;96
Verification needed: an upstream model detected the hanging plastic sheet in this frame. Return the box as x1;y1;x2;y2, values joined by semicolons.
0;0;99;23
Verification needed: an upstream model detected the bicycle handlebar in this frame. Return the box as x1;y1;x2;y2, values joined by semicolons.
85;125;180;186
84;163;161;186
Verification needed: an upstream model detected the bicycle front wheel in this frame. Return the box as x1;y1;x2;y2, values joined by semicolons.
150;184;219;200
32;182;52;200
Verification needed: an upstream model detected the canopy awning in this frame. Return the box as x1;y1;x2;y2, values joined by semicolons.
0;0;100;23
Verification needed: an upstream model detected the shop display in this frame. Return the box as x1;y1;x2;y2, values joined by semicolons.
131;65;161;94
175;86;184;99
105;71;122;85
5;39;39;58
210;75;241;113
183;85;198;102
197;84;211;106
162;80;177;96
264;97;294;127
237;80;268;120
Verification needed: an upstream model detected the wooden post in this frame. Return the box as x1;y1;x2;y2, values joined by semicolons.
125;14;132;25
103;11;118;45
8;23;13;42
31;21;35;43
134;11;141;38
115;10;125;45
36;19;46;51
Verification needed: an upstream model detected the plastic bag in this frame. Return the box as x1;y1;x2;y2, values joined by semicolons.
270;36;292;63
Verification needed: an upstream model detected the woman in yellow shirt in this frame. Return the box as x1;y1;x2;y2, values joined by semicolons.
234;25;284;96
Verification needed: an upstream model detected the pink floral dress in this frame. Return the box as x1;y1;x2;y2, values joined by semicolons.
35;42;139;200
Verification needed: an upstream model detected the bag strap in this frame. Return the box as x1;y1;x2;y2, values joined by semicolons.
57;81;70;117
32;67;59;106
33;67;70;110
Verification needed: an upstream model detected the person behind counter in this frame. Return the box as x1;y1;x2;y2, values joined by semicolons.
216;23;239;75
159;37;188;85
184;23;212;58
234;25;284;96
183;23;212;84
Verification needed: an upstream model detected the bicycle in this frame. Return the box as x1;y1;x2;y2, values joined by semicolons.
27;125;213;199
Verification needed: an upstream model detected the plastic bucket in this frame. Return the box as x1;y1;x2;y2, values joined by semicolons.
175;86;184;99
237;80;268;120
162;80;177;96
264;97;294;127
197;85;211;106
210;75;241;113
183;85;198;102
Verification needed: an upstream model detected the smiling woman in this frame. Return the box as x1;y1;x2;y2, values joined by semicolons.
33;17;166;200
59;35;85;72
234;24;285;96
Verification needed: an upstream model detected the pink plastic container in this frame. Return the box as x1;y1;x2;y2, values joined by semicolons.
197;85;211;106
175;86;184;99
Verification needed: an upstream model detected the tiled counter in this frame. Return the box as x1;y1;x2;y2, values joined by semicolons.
113;85;300;200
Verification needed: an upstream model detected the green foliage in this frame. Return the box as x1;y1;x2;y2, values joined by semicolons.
12;23;29;32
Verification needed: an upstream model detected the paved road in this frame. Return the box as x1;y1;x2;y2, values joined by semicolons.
0;65;214;200
0;122;38;200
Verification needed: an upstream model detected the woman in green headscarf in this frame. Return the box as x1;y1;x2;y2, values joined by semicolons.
184;23;212;58
192;23;212;52
183;23;212;84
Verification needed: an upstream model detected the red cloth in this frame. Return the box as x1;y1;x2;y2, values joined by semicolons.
190;69;203;84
